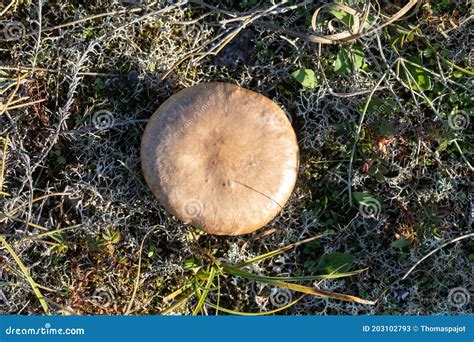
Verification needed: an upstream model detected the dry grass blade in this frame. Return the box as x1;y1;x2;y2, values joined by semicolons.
2;214;48;231
235;232;333;267
204;295;306;316
0;236;51;314
163;282;193;302
270;281;375;305
1;98;47;111
256;0;420;44
160;289;196;316
223;265;374;305
376;232;474;302
20;224;83;242
4;192;72;216
125;226;163;315
0;136;8;195
0;75;21;116
0;193;72;225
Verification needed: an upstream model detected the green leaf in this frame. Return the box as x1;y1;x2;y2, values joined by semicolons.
365;99;386;115
291;68;321;89
49;232;65;244
94;78;105;91
327;8;355;29
315;252;355;273
326;1;372;31
50;244;68;254
353;192;381;216
399;56;432;91
102;228;121;244
147;247;162;258
184;258;199;269
334;45;364;75
435;140;449;155
353;191;373;203
422;48;433;58
390;238;411;249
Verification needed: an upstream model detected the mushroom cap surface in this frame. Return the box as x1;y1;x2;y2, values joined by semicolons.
141;82;299;235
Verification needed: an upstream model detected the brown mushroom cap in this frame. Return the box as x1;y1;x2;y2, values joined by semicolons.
141;82;299;235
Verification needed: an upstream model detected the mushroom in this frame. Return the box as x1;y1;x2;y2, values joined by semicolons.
141;82;299;235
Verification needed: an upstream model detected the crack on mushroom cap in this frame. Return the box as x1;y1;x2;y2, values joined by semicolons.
141;82;299;235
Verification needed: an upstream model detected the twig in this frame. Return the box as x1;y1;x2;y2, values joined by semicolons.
125;226;165;315
32;1;158;34
254;0;421;44
347;70;390;206
0;65;121;77
375;232;474;303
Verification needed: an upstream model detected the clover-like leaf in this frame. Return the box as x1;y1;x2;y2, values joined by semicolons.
334;45;365;75
291;68;321;89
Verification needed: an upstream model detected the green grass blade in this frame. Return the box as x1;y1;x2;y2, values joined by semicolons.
223;265;374;304
192;266;217;315
223;264;366;282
